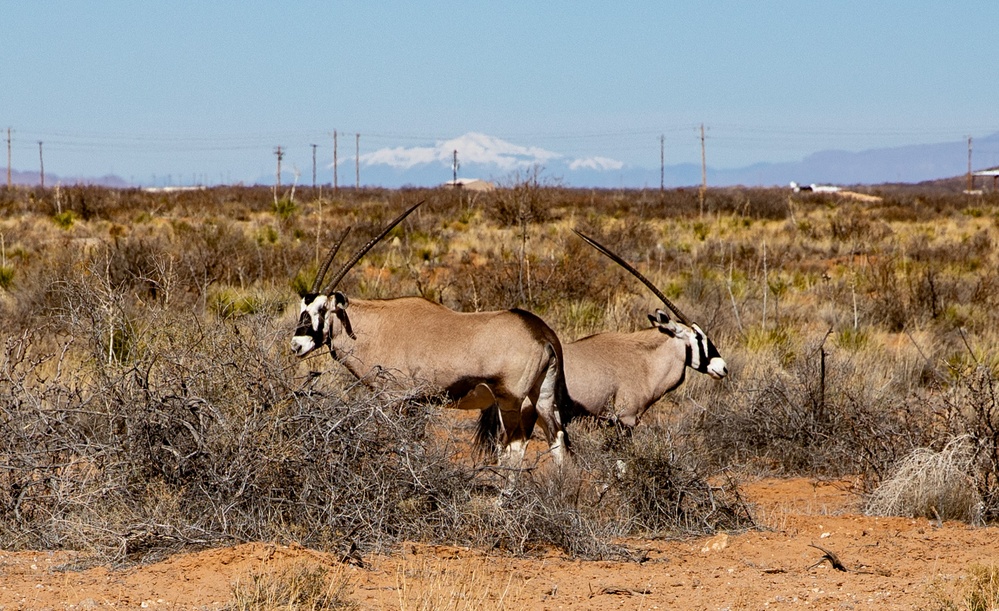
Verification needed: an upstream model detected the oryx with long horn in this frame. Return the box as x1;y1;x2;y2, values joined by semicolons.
562;229;728;426
291;201;571;465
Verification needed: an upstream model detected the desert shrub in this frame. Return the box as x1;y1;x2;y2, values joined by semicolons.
442;231;604;314
484;168;557;227
0;317;478;562
569;420;754;537
466;463;618;559
695;336;934;482
864;436;982;523
932;365;999;519
105;233;179;303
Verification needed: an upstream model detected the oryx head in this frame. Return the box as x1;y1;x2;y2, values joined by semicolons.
291;201;423;357
572;229;728;380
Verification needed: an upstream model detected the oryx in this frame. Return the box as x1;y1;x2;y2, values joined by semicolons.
563;229;728;426
291;202;571;465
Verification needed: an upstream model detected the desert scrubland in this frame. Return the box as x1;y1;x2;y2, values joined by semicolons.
2;182;999;609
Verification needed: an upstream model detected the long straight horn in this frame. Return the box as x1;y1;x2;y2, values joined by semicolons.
322;200;424;295
572;228;693;327
311;226;352;293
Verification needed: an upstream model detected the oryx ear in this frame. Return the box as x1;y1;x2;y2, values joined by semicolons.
333;291;348;310
648;309;679;336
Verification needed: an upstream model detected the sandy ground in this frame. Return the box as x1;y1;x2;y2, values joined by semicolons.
2;478;997;610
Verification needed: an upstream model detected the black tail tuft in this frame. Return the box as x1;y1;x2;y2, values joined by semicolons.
474;405;500;460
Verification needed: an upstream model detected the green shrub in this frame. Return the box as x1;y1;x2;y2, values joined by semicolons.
210;287;275;319
0;264;13;290
53;209;76;229
273;196;297;220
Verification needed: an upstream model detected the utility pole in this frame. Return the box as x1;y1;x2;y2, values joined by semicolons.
311;143;317;189
452;149;459;184
967;135;974;192
332;130;339;194
699;124;707;216
6;128;11;188
659;134;665;193
355;133;360;189
38;141;44;189
274;146;284;191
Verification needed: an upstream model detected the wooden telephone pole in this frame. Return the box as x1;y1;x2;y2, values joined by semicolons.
659;134;665;193
355;133;360;189
6;128;11;188
967;135;974;192
452;149;459;184
332;130;339;194
274;146;284;191
311;143;317;189
699;124;707;215
38;141;44;189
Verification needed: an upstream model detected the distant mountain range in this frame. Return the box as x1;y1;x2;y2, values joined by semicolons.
6;168;130;188
8;131;999;189
354;131;999;189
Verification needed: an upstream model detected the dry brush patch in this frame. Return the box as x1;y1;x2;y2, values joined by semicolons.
4;183;999;572
864;435;983;523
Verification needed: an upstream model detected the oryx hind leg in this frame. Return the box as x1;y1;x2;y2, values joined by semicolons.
533;343;568;465
496;399;528;469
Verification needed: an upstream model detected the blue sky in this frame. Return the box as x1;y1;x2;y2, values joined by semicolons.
3;1;997;186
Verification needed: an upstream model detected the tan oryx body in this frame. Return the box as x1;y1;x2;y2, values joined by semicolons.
564;314;726;427
291;202;570;465
562;230;728;426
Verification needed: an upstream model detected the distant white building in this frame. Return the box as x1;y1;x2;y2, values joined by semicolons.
442;178;495;192
973;166;999;191
790;181;840;193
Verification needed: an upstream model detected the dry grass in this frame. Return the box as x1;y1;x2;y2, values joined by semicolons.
227;561;357;611
395;555;527;611
924;562;999;611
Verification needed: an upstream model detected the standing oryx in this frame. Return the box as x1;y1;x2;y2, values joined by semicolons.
291;201;572;465
562;229;728;426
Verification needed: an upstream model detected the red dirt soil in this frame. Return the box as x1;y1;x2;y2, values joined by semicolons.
2;478;997;610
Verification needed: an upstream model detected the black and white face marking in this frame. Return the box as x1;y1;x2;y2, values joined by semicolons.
688;323;728;379
291;293;329;357
649;309;727;380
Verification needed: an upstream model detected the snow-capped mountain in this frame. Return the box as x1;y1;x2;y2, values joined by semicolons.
354;131;999;189
357;132;640;188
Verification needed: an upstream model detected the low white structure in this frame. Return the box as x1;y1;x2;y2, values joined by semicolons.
790;181;840;193
442;178;495;192
973;166;999;191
